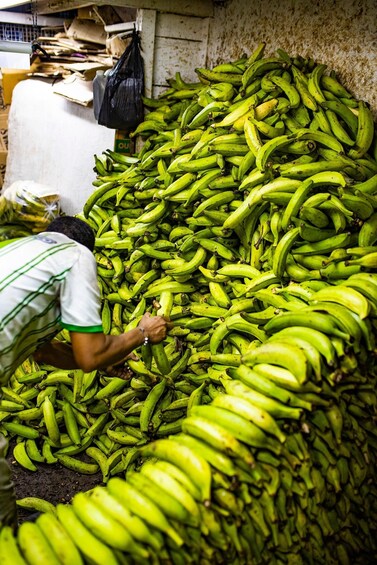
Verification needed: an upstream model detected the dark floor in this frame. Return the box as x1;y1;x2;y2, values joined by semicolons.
7;444;103;523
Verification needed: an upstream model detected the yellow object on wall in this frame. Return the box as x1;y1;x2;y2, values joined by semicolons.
1;69;29;105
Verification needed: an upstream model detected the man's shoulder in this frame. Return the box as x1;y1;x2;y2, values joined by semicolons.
37;232;77;246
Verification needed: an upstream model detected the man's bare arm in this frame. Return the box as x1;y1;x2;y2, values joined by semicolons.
34;313;168;373
33;341;79;369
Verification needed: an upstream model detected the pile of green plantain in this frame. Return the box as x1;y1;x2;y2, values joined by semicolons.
1;43;377;565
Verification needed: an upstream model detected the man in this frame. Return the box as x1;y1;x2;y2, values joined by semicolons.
0;215;169;528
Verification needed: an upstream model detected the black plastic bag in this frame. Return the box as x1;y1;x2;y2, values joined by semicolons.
98;29;144;131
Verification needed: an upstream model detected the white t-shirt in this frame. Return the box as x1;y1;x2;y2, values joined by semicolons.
0;232;103;385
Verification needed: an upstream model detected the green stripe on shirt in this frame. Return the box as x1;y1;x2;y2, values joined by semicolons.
0;269;70;330
0;241;75;291
61;323;103;332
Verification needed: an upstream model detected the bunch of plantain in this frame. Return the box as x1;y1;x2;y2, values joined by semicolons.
1;42;377;564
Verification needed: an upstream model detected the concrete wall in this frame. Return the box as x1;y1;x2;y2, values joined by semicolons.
206;0;377;115
3;80;115;215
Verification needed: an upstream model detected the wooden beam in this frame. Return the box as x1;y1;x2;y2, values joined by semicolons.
137;9;156;98
0;10;65;27
35;0;214;18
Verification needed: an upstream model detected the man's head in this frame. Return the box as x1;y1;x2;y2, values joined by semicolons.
46;216;95;252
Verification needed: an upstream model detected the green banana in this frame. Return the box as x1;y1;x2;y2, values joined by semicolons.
349;101;374;159
221;378;303;419
36;511;84;565
17;521;61;565
0;526;27;565
263;309;349;339
229;365;312;410
56;503;118;565
241;340;309;384
182;414;256;466
13;442;38;472
139;438;212;502
309;285;370;319
139;461;200;524
272;226;301;278
211;392;285;442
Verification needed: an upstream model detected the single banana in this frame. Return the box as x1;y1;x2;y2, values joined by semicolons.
212;391;286;442
242;57;284;89
2;421;40;439
321;74;352;99
55;503;118;565
340;191;374;220
292;232;354;256
89;486;162;550
13;441;38;472
36;511;84;565
72;491;149;557
263;309;349;339
139;461;200;524
166;246;207;276
16;496;56;514
221;377;303;420
62;402;81;446
352;172;377;195
312;106;332;135
182;414;256;466
138;438;212;502
223;177;301;229
342;274;377;308
139;380;167;433
307;64;327;103
107;477;183;546
326;109;355;146
169;432;240;478
85;447;109;483
266;334;322;381
0;526;27;565
56;454;99;474
255;133;296;170
349;100;375;159
278;158;346;179
272;226;301;278
241;340;309;384
252;362;315;392
227;365;311;410
196;67;243;86
270;75;301;108
291;65;318;111
309;285;370;319
321;99;358;136
358;212;377;247
25;438;45;462
17;521;61;565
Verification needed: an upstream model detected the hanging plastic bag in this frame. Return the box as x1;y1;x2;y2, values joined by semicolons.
93;70;108;121
98;29;144;131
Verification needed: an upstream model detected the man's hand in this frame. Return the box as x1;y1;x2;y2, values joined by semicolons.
105;364;134;380
137;312;169;344
104;352;138;380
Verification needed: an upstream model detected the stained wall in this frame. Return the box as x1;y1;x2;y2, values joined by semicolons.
206;0;377;115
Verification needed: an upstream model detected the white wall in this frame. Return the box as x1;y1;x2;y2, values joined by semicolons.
206;0;377;116
3;79;115;215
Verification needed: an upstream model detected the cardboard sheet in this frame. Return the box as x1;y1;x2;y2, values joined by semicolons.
52;75;94;106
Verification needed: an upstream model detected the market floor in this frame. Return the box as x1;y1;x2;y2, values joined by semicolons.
7;445;102;523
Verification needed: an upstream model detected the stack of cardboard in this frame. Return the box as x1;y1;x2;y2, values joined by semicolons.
26;5;135;106
29;19;113;82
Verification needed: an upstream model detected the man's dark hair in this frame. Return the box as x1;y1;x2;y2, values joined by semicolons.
46;216;95;252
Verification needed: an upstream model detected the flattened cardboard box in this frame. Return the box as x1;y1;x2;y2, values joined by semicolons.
52;75;93;106
65;18;107;46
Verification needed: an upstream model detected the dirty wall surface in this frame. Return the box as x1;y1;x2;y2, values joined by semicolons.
206;0;377;115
